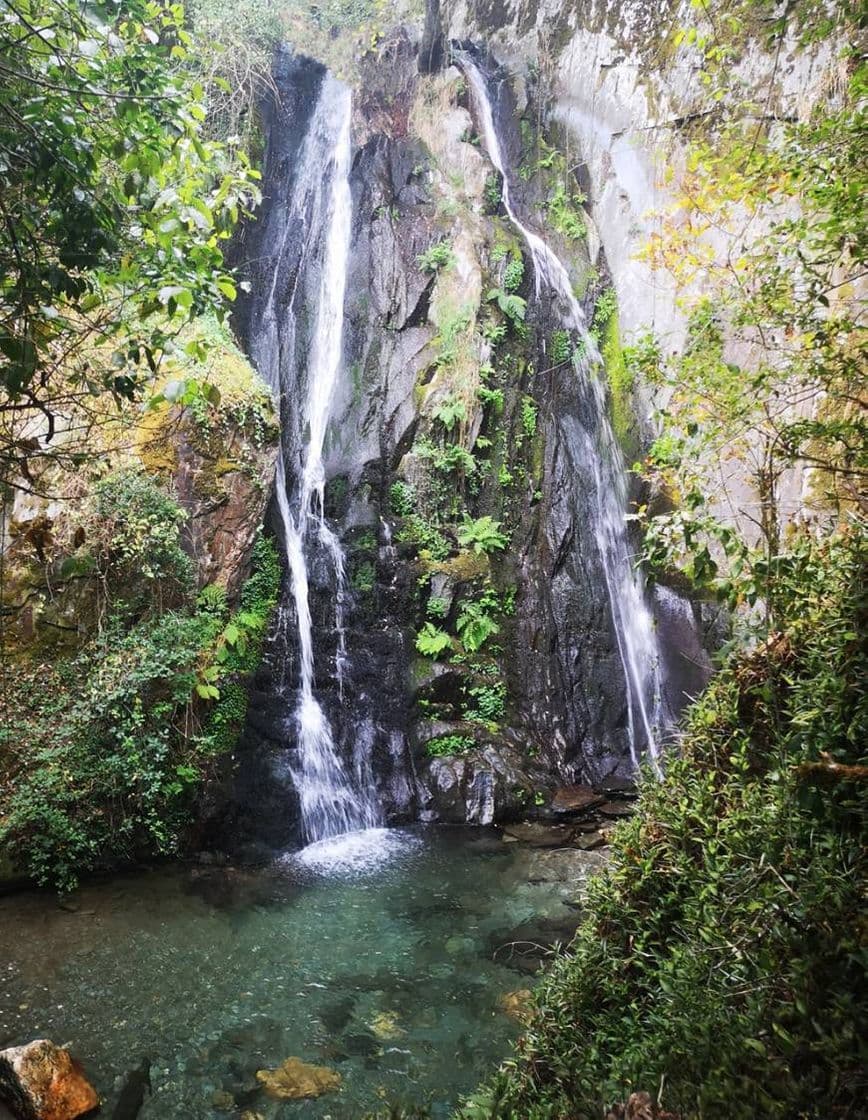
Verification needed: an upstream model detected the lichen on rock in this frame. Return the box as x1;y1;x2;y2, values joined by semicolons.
0;1040;98;1120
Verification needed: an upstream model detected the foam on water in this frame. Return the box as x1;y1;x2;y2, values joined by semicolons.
290;827;423;877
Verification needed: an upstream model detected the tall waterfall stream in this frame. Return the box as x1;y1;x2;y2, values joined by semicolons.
459;54;667;771
252;75;383;851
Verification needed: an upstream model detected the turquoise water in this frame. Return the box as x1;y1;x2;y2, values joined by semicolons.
0;828;596;1118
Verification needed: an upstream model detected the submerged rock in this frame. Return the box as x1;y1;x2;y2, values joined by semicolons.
110;1057;150;1120
498;989;534;1024
255;1057;341;1100
0;1040;98;1120
598;800;636;818
500;822;575;847
369;1011;404;1041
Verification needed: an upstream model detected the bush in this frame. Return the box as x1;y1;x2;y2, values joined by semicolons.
427;733;476;757
417;241;456;272
91;468;193;598
0;531;281;890
485;526;867;1119
0;610;219;891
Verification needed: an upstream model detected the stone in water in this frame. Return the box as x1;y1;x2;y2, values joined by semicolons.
256;1057;341;1100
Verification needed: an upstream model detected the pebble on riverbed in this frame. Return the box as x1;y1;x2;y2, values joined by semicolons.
0;1040;98;1120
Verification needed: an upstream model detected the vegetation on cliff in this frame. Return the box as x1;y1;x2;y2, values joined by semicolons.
0;0;281;887
0;0;264;490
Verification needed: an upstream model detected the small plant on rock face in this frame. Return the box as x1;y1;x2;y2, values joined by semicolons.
397;514;450;560
464;680;507;722
593;286;618;328
502;255;525;292
415;622;452;658
389;480;416;517
456;598;500;652
484;172;502;210
423;441;474;477
457;515;508;555
417;240;456;272
547;183;586;240
521;395;538;437
433;394;467;431
478;385;505;413
481;318;507;344
426;733;475;757
550;329;571;365
487;286;527;328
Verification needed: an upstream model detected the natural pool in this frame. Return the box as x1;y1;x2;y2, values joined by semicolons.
0;827;601;1118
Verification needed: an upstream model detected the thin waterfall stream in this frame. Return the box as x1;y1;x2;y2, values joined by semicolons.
251;74;382;846
458;53;667;770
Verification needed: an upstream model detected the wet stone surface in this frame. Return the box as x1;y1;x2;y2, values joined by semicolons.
0;828;605;1120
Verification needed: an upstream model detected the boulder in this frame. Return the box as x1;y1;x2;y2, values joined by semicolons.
550;785;606;815
0;1040;98;1120
255;1057;341;1100
421;743;536;825
598;800;636;818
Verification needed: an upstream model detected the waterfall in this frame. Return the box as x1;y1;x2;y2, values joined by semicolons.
458;54;667;771
251;73;382;843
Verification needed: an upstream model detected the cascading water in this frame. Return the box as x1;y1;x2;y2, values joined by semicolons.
459;53;667;771
250;72;382;843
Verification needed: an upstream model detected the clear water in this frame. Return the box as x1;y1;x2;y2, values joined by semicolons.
0;829;597;1118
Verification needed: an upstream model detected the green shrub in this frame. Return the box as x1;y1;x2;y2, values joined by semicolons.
427;733;476;757
417;240;455;272
91;467;193;596
0;610;219;891
0;532;280;890
486;526;867;1119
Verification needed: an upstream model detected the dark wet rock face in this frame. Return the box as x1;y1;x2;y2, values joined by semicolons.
212;36;710;847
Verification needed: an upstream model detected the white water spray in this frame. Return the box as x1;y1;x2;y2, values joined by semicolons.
459;54;666;770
